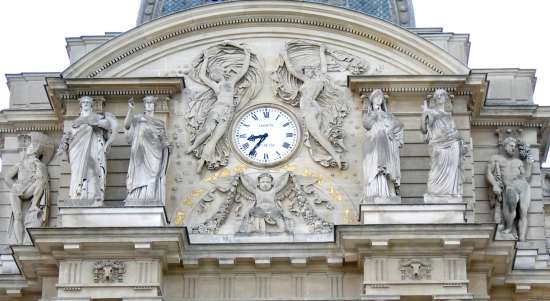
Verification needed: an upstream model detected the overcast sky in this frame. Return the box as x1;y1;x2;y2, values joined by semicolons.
0;0;548;109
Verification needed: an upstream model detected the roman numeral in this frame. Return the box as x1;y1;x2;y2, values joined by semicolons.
276;114;281;120
242;143;250;149
251;113;258;120
263;111;270;118
264;153;269;160
241;123;250;127
239;134;247;138
283;122;290;127
286;133;294;137
282;142;291;149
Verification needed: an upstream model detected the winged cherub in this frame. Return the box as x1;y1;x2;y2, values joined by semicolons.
238;172;291;233
191;171;333;235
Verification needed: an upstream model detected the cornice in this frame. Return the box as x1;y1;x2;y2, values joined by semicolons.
45;77;185;120
0;110;61;133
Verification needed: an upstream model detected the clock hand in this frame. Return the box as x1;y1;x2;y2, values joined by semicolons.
248;133;268;156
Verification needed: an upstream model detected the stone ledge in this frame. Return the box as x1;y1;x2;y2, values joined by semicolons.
58;206;168;227
360;203;467;224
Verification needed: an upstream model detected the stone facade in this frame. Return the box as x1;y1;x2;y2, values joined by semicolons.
1;1;550;300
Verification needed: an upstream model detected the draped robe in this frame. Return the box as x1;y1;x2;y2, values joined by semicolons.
363;111;403;200
126;114;169;203
68;113;109;200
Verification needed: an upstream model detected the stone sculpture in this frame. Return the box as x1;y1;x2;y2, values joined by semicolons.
57;96;117;206
124;96;170;205
93;261;126;283
361;89;403;203
186;40;264;172
273;40;367;169
3;132;54;244
399;259;432;280
238;173;290;233
421;89;465;202
191;171;332;235
487;134;533;241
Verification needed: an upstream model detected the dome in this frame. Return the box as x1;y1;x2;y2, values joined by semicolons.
137;0;415;27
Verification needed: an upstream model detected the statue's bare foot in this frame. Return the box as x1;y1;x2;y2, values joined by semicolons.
196;159;205;173
334;155;343;169
501;228;512;234
92;199;104;207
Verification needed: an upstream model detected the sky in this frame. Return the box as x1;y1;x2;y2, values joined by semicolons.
0;0;549;109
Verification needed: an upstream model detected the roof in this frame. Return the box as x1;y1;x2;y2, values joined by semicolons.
137;0;415;27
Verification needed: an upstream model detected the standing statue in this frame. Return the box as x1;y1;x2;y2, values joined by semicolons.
186;41;264;172
487;136;533;241
124;96;170;205
57;96;117;206
361;89;403;203
273;40;367;169
3;132;53;244
421;89;465;201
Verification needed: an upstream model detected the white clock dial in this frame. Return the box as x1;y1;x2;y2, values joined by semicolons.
233;105;300;166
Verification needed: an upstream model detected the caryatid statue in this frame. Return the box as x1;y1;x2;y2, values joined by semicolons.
124;96;170;205
3;132;53;244
421;89;465;201
361;89;403;203
487;136;533;241
57;96;117;206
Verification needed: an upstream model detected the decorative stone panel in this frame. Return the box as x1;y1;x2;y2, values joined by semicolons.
57;259;162;300
363;256;471;300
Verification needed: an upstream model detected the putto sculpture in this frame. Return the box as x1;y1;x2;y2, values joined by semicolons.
273;40;367;169
487;132;533;241
186;40;264;172
421;89;465;202
124;96;170;205
191;171;333;235
238;172;290;233
3;132;54;244
361;89;403;203
57;96;117;206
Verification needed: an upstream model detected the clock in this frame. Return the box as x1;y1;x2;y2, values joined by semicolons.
232;104;301;167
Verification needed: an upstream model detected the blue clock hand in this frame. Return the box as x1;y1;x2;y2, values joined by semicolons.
248;133;268;156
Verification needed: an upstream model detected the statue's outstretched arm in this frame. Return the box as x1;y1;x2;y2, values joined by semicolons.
420;100;429;135
232;47;251;85
319;45;328;74
103;113;118;152
124;98;135;130
282;49;305;82
199;50;218;92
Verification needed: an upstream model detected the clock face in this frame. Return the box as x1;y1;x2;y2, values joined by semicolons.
233;105;301;166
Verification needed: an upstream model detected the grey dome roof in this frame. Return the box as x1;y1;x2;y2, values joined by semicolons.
137;0;415;27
